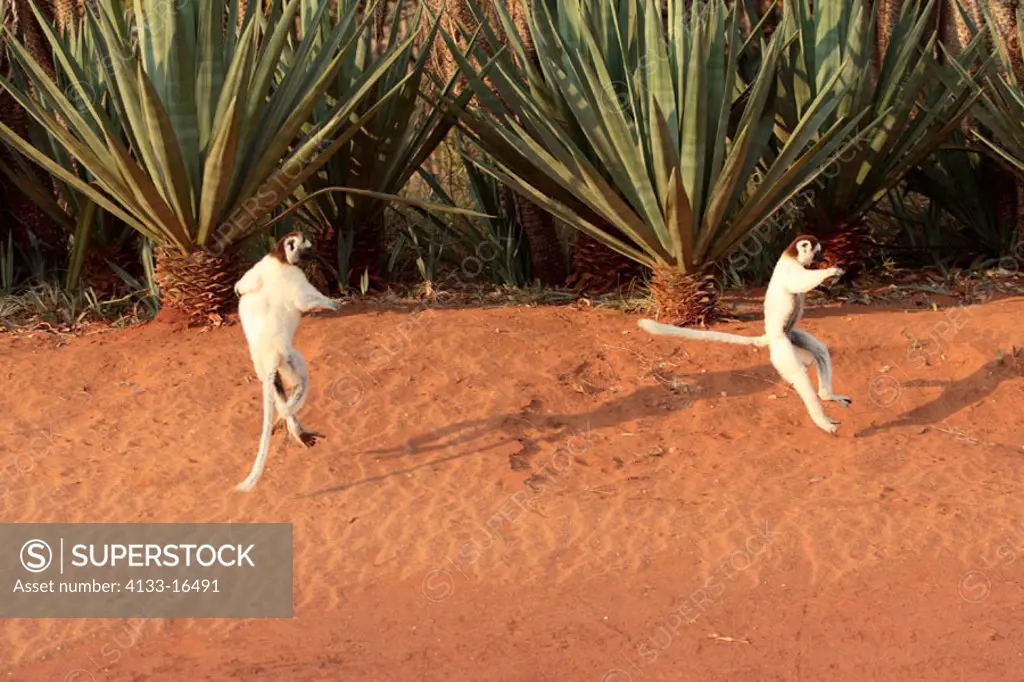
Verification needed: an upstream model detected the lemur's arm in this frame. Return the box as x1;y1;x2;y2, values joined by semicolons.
292;279;340;313
786;265;844;294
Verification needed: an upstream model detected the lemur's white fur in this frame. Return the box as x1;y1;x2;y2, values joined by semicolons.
233;231;339;491
638;236;852;433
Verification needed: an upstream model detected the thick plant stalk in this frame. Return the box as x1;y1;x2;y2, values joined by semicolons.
874;0;938;67
875;1;900;68
153;246;248;326
53;0;83;34
650;265;721;327
509;178;566;284
349;219;383;290
0;99;54;254
569;227;641;295
326;214;385;293
939;0;1016;67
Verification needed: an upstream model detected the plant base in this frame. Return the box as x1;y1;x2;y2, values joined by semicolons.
568;233;641;295
316;219;384;295
510;189;565;285
81;241;143;299
817;222;864;286
650;266;721;327
154;246;247;327
347;221;384;291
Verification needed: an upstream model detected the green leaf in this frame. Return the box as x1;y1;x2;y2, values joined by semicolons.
447;0;861;275
0;0;435;259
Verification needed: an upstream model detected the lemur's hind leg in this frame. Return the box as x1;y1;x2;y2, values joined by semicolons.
769;336;839;434
270;374;289;435
269;355;308;438
789;329;852;408
273;350;321;447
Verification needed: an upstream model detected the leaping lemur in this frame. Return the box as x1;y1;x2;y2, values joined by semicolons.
638;236;851;433
233;231;340;491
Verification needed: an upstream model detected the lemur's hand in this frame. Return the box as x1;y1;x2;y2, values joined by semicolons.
831;267;845;279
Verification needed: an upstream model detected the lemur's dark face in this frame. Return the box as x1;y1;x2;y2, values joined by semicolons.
273;231;314;265
785;235;822;267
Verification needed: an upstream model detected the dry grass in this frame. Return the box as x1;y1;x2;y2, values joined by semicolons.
0;281;155;335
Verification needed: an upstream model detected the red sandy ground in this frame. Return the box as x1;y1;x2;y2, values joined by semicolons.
2;296;1024;681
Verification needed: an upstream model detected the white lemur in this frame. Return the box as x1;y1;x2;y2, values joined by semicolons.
233;231;340;492
637;236;851;433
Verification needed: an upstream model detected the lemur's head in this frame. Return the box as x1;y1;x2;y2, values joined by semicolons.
785;235;822;267
272;231;314;265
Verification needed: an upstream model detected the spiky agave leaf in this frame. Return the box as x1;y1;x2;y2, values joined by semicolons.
970;5;1024;179
411;135;533;288
438;0;861;288
909;130;1010;259
285;1;474;290
0;0;484;318
0;0;384;252
0;0;74;265
776;0;989;231
0;10;129;290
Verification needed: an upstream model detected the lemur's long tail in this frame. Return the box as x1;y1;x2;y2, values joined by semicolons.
236;366;279;492
637;319;769;347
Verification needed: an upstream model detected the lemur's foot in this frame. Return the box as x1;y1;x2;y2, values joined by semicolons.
814;416;840;434
296;430;323;448
284;416;321;446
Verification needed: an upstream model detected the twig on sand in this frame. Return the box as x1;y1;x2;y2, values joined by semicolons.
732;371;777;387
707;633;752;644
935;425;979;445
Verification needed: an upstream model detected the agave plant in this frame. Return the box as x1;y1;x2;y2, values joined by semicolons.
0;10;140;295
907;130;1012;261
411;135;532;288
0;0;70;263
0;0;472;324
439;0;862;324
774;0;988;282
284;0;472;293
422;0;571;286
968;6;1024;180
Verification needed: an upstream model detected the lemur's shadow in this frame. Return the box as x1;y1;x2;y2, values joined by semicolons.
855;361;1019;438
364;363;780;458
303;364;777;497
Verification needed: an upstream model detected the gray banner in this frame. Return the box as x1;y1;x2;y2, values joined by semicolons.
0;523;292;618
